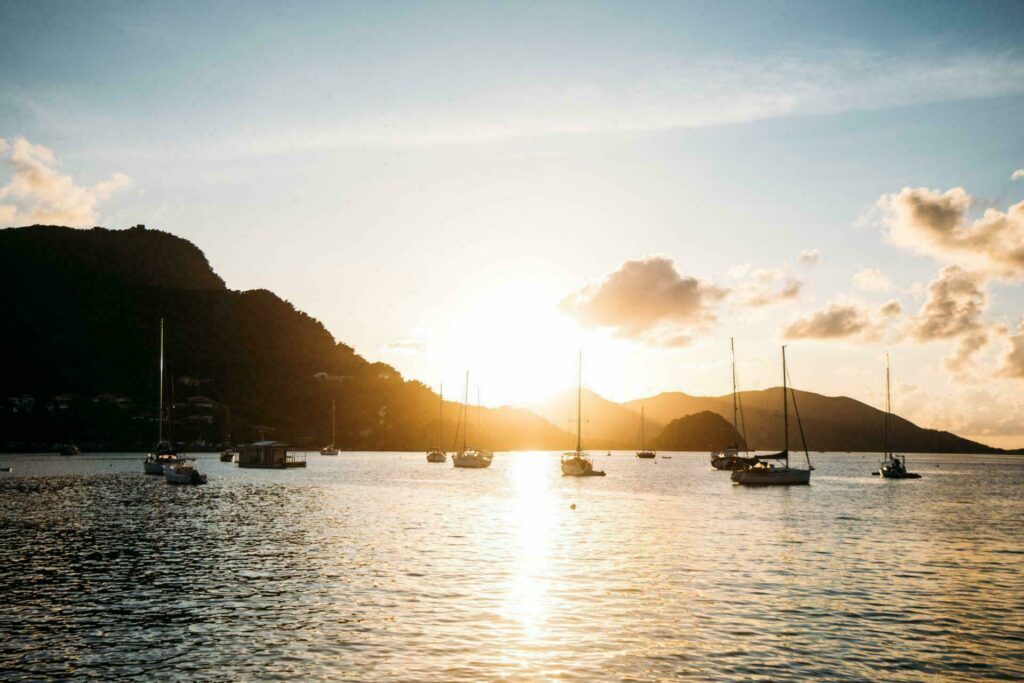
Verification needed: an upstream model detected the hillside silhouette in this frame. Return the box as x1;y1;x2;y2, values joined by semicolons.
650;411;745;452
0;225;570;451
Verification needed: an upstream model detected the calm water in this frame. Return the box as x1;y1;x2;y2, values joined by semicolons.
1;451;1022;681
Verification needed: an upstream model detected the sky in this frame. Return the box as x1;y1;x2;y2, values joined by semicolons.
2;0;1024;446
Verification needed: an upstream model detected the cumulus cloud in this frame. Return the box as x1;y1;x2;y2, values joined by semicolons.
997;320;1024;379
559;255;728;347
1012;169;1024;181
0;137;130;227
877;185;1024;279
942;329;992;382
732;266;803;308
904;265;987;341
781;298;900;343
853;267;894;292
798;249;819;266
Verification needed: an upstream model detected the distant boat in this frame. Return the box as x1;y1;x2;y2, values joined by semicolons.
711;338;760;471
561;352;605;477
164;458;207;485
320;398;340;455
731;346;812;486
635;406;656;459
0;466;11;472
59;444;81;456
452;372;492;469
427;385;446;463
144;318;179;475
874;355;920;479
220;404;237;461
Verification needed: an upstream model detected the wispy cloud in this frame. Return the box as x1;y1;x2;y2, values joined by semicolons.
853;267;894;292
215;51;1024;154
0;137;130;226
798;249;819;266
1012;169;1024;181
780;299;895;344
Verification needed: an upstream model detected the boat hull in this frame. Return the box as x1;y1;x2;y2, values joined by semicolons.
320;448;340;456
561;453;605;477
731;467;810;486
636;451;656;459
163;465;207;485
426;451;446;463
452;451;492;468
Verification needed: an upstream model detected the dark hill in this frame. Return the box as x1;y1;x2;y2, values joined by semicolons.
0;224;570;451
650;411;746;451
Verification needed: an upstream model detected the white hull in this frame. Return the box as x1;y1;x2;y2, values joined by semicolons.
143;454;178;475
320;448;340;456
452;450;492;468
561;451;605;476
163;464;207;485
732;467;810;486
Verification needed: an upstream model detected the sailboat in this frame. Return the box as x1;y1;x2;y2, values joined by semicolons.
452;372;493;468
561;352;605;477
426;385;446;462
711;338;760;471
143;318;179;475
320;399;340;455
731;346;812;486
635;406;655;458
874;355;920;479
219;404;236;462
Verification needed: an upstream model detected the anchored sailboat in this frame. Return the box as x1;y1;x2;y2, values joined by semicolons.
452;372;493;468
711;338;761;471
143;318;179;474
561;352;605;477
874;355;920;479
731;346;812;486
321;399;340;455
427;385;446;463
636;406;655;459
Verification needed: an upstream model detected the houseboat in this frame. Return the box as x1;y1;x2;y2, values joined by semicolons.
237;441;306;469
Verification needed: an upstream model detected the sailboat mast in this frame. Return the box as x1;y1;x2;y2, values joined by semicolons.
331;398;336;445
782;345;789;466
884;354;891;457
463;371;469;451
641;406;645;450
576;351;583;452
438;385;443;451
158;318;164;443
731;337;739;436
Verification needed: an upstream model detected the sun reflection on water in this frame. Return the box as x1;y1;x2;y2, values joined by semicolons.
502;453;556;650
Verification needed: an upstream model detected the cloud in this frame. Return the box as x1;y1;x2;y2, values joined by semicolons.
904;266;987;341
942;329;992;382
853;267;894;292
1012;169;1024;181
997;320;1024;379
798;249;819;266
382;338;428;354
733;267;803;308
781;298;900;343
559;255;728;347
0;137;130;226
877;186;1024;279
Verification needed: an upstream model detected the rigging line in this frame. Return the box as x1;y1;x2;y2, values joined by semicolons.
785;365;811;468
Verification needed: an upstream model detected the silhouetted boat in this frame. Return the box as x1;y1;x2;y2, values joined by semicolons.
427;385;446;463
636;406;655;459
874;355;920;479
219;405;237;461
0;466;11;472
732;346;812;486
711;338;759;470
164;458;207;485
452;372;492;468
143;319;179;475
319;395;339;454
562;352;605;477
59;444;80;456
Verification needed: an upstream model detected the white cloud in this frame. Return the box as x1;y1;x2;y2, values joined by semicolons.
877;185;1024;279
0;137;130;226
904;266;987;341
853;267;894;292
798;249;819;266
1012;169;1024;181
997;319;1024;379
734;267;802;308
560;255;728;347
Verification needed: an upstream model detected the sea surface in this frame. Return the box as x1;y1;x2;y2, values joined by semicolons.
1;451;1022;681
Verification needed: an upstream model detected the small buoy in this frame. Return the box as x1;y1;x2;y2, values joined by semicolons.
570;503;576;510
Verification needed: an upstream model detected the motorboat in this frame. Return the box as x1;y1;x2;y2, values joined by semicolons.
163;458;207;485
